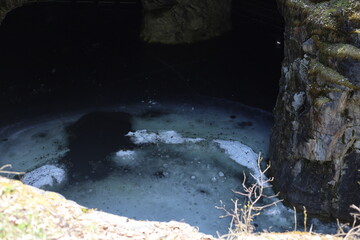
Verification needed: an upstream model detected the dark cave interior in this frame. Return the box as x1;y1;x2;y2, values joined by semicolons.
0;0;284;124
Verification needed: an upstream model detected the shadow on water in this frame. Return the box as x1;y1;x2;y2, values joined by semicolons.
60;111;134;181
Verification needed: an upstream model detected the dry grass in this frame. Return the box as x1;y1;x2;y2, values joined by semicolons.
0;164;25;176
217;154;282;237
219;232;341;240
336;204;360;239
216;154;347;240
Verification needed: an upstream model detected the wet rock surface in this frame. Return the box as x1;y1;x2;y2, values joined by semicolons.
271;0;360;221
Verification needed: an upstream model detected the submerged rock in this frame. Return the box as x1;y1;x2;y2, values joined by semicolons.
271;0;360;221
61;111;134;180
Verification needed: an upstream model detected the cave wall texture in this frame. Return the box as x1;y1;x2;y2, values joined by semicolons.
141;0;232;44
270;0;360;221
0;0;27;24
0;0;232;43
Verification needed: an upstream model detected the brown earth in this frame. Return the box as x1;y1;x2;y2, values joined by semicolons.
0;176;343;240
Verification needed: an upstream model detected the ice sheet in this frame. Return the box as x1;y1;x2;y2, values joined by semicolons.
0;98;337;236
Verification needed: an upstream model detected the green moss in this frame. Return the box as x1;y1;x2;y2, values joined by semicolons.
308;59;360;90
0;183;15;195
314;96;331;108
0;0;29;25
326;44;360;60
313;36;360;61
308;82;341;101
81;208;95;213
281;0;360;42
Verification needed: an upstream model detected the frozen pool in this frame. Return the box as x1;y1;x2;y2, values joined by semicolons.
0;96;337;236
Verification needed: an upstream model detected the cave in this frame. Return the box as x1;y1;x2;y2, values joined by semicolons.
0;0;284;123
0;0;350;237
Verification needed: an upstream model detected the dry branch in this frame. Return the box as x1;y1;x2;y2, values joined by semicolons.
217;153;283;237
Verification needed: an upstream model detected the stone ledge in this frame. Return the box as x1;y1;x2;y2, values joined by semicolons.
0;176;344;239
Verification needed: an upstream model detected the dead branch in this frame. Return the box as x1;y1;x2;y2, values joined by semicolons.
0;164;26;176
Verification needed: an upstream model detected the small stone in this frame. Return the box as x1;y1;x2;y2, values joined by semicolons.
190;175;196;180
211;177;217;182
302;38;316;55
218;171;225;177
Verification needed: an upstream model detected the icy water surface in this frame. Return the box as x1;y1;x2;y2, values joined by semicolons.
0;97;337;236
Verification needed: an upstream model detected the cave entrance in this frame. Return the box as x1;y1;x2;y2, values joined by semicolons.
0;0;284;124
0;0;293;236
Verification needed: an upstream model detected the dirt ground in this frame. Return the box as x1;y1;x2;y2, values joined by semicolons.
0;176;343;240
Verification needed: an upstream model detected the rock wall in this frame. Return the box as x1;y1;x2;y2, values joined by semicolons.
0;0;28;24
1;0;232;44
0;175;343;239
141;0;232;44
271;0;360;220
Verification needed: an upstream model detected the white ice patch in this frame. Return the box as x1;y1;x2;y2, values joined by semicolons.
22;164;67;190
212;140;264;184
114;150;139;167
158;130;186;144
126;130;204;145
126;130;158;144
158;130;204;144
126;130;264;182
116;150;136;158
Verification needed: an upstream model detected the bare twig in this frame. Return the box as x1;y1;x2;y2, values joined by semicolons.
217;153;283;236
337;204;360;239
294;206;297;232
303;206;307;232
0;164;26;176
